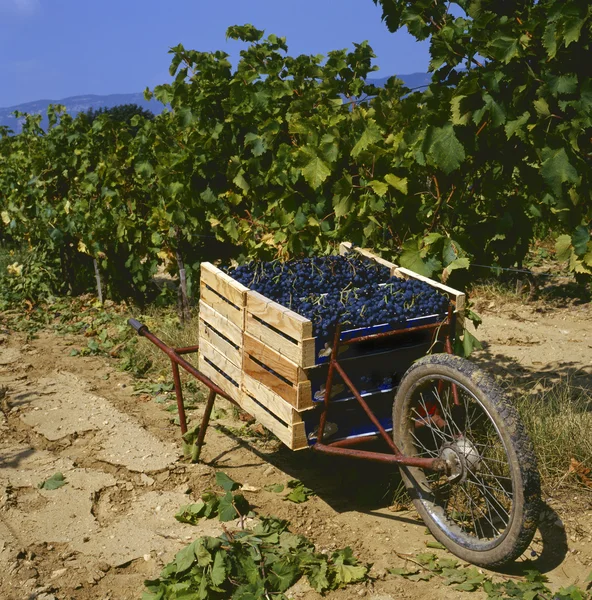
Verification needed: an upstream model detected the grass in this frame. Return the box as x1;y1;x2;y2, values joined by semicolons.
515;378;592;493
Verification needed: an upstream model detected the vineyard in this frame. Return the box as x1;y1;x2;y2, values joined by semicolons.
1;0;592;307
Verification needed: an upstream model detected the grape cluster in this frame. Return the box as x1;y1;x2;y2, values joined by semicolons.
228;255;390;298
226;254;449;340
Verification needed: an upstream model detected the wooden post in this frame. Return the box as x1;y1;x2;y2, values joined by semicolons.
93;258;103;304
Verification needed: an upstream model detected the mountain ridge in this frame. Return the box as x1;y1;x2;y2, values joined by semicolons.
0;73;431;133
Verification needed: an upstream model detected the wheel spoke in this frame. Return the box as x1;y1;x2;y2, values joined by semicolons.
402;374;516;545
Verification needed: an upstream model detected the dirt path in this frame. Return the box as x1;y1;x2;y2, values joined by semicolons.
0;299;591;599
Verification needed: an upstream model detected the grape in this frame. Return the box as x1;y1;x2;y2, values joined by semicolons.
225;253;450;339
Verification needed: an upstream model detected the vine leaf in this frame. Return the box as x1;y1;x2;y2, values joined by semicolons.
301;155;331;189
215;471;240;492
541;147;579;195
424;124;465;174
351;120;382;157
385;173;408;194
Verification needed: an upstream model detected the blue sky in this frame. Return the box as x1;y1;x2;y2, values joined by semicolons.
0;0;430;108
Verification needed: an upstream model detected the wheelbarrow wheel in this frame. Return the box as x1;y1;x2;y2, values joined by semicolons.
392;353;541;568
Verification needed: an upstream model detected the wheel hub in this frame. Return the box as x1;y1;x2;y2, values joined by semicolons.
440;438;481;483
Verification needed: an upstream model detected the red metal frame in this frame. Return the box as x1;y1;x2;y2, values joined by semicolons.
128;304;458;472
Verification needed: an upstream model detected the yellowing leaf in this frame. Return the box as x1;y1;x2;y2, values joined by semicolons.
77;240;89;254
1;211;10;225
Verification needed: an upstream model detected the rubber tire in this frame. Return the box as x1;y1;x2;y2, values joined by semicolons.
393;353;541;568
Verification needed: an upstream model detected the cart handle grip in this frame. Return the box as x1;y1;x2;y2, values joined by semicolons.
128;318;148;335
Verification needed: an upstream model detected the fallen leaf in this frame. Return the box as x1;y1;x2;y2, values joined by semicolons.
569;458;592;487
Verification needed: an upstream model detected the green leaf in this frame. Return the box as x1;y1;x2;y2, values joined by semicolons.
301;155;331;190
453;580;481;591
384;174;408;194
505;112;530;139
425;541;446;550
487;35;520;63
216;471;240;492
267;560;300;592
333;562;367;585
547;74;578;96
307;561;330;592
177;107;194;127
264;483;285;493
135;161;154;178
572;226;590;256
556;234;573;261
175;541;198;573
211;550;227;586
399;238;433;277
218;492;238;522
284;480;314;503
534;98;550;117
175;502;206;525
351;121;382;157
333;195;353;218
541;147;579;195
38;472;67;490
441;257;470;283
425;124;465;174
462;330;482;358
368;180;388;197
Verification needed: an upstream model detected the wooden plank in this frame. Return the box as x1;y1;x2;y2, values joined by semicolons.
238;391;308;450
198;300;243;348
198;354;241;402
339;242;398;271
245;313;316;368
242;374;303;425
198;337;242;387
199;318;242;369
291;422;308;451
200;282;244;329
247;291;313;340
243;333;305;383
200;262;248;309
243;353;313;409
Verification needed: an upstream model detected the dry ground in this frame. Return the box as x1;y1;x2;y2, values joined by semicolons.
0;292;591;600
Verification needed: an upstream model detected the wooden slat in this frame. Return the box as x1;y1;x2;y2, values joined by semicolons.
243;333;305;383
198;338;242;386
247;291;313;340
200;283;244;328
198;300;243;348
200;262;249;308
242;374;302;425
198;354;241;402
245;313;316;368
238;391;308;450
243;353;313;409
199;318;242;369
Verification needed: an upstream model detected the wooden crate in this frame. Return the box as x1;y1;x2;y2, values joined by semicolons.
197;262;311;450
198;245;465;451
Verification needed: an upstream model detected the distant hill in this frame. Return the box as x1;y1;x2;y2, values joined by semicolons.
0;92;164;133
0;73;431;133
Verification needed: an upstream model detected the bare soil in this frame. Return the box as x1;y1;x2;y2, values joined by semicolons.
1;295;591;600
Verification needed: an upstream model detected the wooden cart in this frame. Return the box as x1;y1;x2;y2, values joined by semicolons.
128;243;540;568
